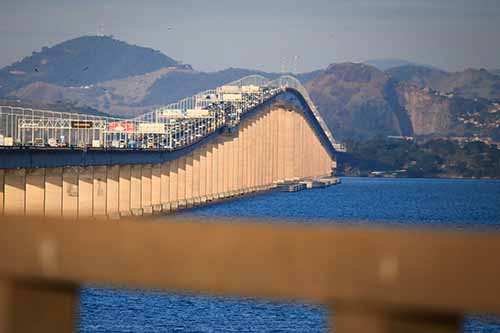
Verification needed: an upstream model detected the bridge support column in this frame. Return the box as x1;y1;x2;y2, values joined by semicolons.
130;165;143;216
235;134;242;195
193;153;201;205
151;164;162;213
160;162;170;212
4;169;25;215
242;121;249;193
177;157;187;208
169;160;179;211
220;139;228;198
92;166;107;218
45;168;62;217
272;110;279;184
62;167;78;219
213;141;221;199
206;144;214;201
141;164;153;215
119;165;132;217
25;168;45;217
78;167;93;218
199;146;207;203
248;119;255;192
232;134;238;195
185;155;194;207
106;165;120;219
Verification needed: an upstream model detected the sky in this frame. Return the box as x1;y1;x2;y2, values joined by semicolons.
0;0;499;72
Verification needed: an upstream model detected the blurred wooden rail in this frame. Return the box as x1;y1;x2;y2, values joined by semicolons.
1;216;500;332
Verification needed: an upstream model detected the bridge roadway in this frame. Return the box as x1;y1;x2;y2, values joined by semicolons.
0;83;339;218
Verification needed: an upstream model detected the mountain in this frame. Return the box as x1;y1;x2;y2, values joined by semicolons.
306;63;499;141
306;63;413;140
0;35;179;96
2;36;497;140
388;65;449;89
0;35;324;117
492;69;500;77
388;65;500;102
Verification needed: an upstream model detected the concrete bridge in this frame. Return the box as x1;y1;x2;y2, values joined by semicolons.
0;75;342;218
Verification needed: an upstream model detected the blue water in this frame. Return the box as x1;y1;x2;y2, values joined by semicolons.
80;177;500;332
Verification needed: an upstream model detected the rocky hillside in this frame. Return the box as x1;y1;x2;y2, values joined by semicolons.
388;65;500;101
306;63;499;141
306;63;412;140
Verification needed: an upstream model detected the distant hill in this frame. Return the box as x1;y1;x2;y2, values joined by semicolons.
305;63;499;141
0;35;323;117
388;65;500;101
0;35;179;96
306;63;413;140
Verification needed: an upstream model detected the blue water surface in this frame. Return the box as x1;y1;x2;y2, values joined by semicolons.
80;177;500;332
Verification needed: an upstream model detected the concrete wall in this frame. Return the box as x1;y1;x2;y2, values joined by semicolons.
0;104;335;218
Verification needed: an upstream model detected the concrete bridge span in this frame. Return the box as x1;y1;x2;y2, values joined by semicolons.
0;84;338;218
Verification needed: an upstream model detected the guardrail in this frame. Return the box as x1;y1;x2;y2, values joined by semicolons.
0;75;346;153
0;216;499;332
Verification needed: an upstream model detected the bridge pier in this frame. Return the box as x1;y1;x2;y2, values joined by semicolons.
62;167;78;218
160;162;170;213
151;164;161;214
93;166;107;218
141;164;153;215
78;166;93;218
119;165;132;217
25;168;45;216
44;167;62;217
106;165;120;219
4;169;25;215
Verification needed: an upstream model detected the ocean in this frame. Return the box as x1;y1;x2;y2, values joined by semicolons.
80;177;500;332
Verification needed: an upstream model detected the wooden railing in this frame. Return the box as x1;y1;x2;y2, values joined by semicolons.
1;216;499;332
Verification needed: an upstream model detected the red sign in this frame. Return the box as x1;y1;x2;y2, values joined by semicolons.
108;122;134;133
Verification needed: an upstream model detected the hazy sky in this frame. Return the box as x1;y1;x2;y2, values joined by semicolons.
1;0;499;72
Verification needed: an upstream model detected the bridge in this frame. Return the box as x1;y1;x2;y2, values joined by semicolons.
0;75;344;218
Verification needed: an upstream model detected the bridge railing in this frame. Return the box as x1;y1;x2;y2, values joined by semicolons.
0;215;499;333
0;75;345;152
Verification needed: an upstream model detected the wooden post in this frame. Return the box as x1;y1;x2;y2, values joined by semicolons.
331;304;460;333
0;280;78;333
